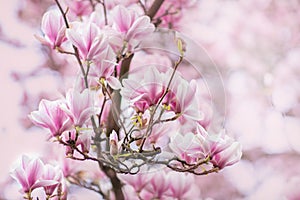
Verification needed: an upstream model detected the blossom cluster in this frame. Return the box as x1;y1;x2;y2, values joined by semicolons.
9;0;242;199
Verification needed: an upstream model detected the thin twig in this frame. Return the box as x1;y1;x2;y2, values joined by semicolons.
139;54;183;152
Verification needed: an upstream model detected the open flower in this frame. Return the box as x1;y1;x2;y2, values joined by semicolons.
89;47;122;90
144;171;170;199
186;126;235;159
121;67;166;113
111;5;155;51
42;164;63;196
35;9;66;49
167;171;194;199
61;88;93;127
64;0;93;17
29;99;72;137
10;156;57;195
211;141;242;169
169;132;201;164
165;77;203;125
169;125;242;168
66;22;108;61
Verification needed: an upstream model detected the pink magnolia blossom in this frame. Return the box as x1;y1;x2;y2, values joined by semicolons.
193;79;214;128
66;22;108;61
121;66;203;126
119;173;152;193
143;171;170;199
168;79;203;124
169;125;242;167
61;88;93;127
187;126;235;159
211;141;242;169
42;164;63;196
90;47;122;90
35;9;67;49
29;99;72;137
10;156;57;194
169;132;200;164
64;0;93;18
111;5;155;51
143;122;173;149
166;171;194;199
121;67;165;113
89;9;106;29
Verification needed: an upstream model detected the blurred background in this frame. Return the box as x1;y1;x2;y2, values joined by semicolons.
1;0;300;199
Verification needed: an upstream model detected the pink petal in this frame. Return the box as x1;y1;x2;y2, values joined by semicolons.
107;76;122;90
112;6;132;33
11;167;29;192
26;158;44;187
127;16;154;41
32;180;59;191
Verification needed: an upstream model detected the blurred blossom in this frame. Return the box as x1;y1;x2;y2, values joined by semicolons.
64;0;93;18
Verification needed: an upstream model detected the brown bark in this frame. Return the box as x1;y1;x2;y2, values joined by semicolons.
147;0;165;19
103;1;165;199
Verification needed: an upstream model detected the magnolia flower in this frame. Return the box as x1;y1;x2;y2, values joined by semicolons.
111;5;155;51
42;164;63;196
61;88;93;127
167;78;203;124
64;0;93;17
35;9;66;49
169;125;242;168
141;122;174;149
187;126;234;159
90;47;122;90
211;141;242;169
169;132;201;164
66;22;108;61
166;171;194;199
121;67;166;113
10;156;57;194
89;9;106;28
29;99;72;137
144;171;170;199
119;173;153;193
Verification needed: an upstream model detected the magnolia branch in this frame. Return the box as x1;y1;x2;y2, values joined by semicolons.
139;51;183;152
